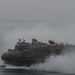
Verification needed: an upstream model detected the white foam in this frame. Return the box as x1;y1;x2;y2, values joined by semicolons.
31;53;75;74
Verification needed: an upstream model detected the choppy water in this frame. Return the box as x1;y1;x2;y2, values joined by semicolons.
0;65;73;75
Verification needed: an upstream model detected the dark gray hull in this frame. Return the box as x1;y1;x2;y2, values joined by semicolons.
1;52;46;66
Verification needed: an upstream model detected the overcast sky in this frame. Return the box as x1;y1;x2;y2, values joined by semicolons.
0;0;74;23
0;0;75;53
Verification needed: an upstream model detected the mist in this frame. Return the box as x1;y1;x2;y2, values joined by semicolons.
0;0;75;74
1;23;75;74
31;52;75;74
2;23;75;51
0;22;75;53
0;23;74;74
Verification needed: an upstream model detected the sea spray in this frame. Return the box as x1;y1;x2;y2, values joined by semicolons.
31;52;75;74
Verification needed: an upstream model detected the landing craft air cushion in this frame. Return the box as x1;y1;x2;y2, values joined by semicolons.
1;38;64;66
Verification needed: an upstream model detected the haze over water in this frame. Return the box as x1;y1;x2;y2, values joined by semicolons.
0;0;75;75
0;22;75;74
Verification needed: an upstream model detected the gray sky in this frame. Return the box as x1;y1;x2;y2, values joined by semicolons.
0;0;75;52
0;0;74;22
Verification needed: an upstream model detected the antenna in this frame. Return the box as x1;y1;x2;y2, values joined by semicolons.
23;38;26;43
18;39;21;42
